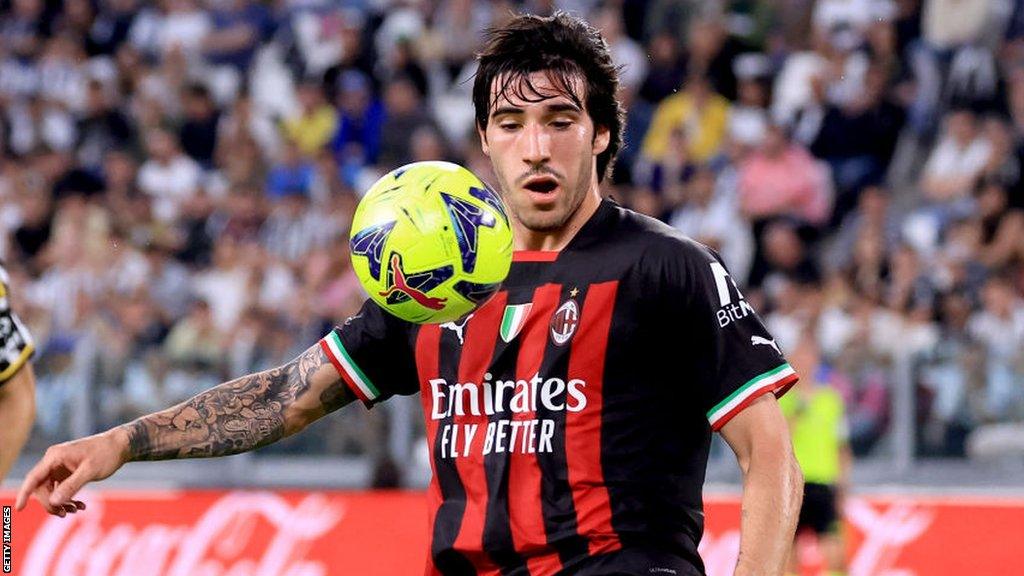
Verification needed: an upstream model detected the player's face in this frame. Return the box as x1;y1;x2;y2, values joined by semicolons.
480;71;610;236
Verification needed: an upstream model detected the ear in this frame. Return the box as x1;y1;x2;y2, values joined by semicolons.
477;123;490;156
593;124;610;156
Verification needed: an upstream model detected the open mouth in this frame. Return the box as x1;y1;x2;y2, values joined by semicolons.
523;178;559;193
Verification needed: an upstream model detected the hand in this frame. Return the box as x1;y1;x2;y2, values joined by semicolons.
15;428;130;516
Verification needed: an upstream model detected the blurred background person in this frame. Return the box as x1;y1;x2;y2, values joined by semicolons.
0;262;36;481
782;335;852;576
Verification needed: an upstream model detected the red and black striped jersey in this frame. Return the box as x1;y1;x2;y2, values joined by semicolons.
320;199;797;575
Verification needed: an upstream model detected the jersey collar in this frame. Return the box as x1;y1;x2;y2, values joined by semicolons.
511;197;617;263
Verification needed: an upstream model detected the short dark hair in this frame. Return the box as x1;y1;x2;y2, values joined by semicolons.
473;12;625;182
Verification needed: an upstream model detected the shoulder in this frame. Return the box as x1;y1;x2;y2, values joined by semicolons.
609;203;716;265
601;202;719;286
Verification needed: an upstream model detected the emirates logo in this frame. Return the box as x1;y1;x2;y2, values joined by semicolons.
549;299;579;346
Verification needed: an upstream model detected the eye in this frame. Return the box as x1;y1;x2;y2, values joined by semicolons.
551;119;573;129
498;122;520;132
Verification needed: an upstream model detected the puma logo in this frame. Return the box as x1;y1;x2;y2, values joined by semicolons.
440;314;472;345
751;335;781;354
378;254;447;310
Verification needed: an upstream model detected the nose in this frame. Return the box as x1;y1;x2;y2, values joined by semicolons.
522;123;551;167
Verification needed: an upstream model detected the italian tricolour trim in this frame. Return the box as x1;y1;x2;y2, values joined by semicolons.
500;303;532;342
320;332;380;403
707;363;798;430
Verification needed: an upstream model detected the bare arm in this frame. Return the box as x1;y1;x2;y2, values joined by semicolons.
0;363;36;482
119;343;351;461
16;343;354;514
720;394;804;576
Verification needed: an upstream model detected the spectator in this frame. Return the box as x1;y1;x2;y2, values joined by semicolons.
638;32;685;104
920;108;991;204
669;165;754;284
431;0;490;80
283;79;338;157
6;95;78;155
976;116;1021;191
261;187;338;262
136;127;203;222
85;0;138;57
830;185;902;273
0;0;45;59
266;140;315;200
10;188;54;269
760;220;823;289
726;54;771;148
642;74;731;164
189;239;252;332
378;75;442;168
146;0;212;62
330;70;384;166
919;289;979;455
143;243;192;320
178;83;220;168
76;80;135;170
381;39;429;100
738;122;832;227
637;126;695;215
163;299;225;387
216;89;281;163
410;126;448;163
810;64;905;225
201;0;272;72
974;180;1024;269
967;276;1024;420
593;5;647;93
685;16;750;101
38;34;88;111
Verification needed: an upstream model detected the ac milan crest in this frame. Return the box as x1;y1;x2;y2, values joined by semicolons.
549;299;579;346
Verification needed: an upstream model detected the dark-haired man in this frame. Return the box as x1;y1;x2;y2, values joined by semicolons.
19;12;801;576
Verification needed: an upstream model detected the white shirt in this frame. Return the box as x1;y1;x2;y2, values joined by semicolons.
923;136;992;181
137;155;203;222
969;305;1024;362
670;196;754;286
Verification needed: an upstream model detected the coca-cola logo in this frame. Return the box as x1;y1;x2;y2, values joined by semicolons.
844;498;934;576
698;497;935;576
22;492;345;576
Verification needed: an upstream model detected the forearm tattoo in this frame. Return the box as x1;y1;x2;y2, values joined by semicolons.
122;344;343;461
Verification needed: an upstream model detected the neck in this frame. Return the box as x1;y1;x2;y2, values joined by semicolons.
514;183;602;252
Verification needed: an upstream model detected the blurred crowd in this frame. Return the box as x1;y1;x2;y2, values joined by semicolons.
1;0;1023;472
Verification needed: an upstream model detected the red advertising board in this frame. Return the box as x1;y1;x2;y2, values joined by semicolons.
1;490;1022;575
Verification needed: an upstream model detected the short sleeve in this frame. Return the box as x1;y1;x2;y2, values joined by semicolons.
0;265;35;384
656;239;798;431
317;299;419;407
